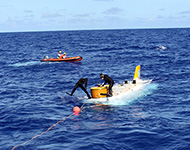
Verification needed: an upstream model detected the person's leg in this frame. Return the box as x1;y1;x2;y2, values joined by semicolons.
109;84;113;96
66;78;91;99
80;85;91;99
66;82;79;96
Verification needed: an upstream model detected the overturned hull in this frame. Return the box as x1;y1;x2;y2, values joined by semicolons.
87;79;152;104
67;65;156;105
90;65;142;99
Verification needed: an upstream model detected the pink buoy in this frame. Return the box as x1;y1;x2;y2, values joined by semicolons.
73;106;80;115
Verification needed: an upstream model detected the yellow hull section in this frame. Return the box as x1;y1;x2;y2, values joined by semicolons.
91;85;109;98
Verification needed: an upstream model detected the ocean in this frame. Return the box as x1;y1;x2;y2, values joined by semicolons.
0;28;189;150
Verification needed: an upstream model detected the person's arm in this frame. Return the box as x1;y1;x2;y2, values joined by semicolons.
102;80;107;86
102;76;108;86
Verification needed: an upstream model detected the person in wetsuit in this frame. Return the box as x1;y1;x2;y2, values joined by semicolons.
100;73;114;96
66;78;91;99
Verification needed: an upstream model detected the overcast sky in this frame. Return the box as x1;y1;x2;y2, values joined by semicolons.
0;0;190;32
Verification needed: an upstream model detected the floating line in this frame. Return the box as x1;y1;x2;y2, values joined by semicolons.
11;104;86;150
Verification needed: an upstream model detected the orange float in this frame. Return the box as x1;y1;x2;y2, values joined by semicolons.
41;56;83;62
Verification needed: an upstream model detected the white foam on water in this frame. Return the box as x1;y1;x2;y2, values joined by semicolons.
9;61;53;67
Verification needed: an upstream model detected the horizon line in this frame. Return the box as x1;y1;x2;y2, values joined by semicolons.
0;26;190;33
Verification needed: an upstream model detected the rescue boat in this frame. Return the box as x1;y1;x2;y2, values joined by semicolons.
41;56;83;62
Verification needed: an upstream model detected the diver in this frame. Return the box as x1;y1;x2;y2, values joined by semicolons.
66;78;91;99
100;73;114;97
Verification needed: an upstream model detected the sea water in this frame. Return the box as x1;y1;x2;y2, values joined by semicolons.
0;28;190;150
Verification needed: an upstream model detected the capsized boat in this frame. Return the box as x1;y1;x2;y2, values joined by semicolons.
90;65;146;99
87;65;154;105
68;65;152;104
41;56;83;62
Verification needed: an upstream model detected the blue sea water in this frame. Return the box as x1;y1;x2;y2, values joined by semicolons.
0;28;190;150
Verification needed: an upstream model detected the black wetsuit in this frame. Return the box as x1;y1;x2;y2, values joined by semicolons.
102;75;114;96
67;78;91;99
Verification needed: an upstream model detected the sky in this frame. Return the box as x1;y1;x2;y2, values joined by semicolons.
0;0;190;32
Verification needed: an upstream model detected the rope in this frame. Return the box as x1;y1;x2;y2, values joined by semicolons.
80;103;86;111
11;111;76;150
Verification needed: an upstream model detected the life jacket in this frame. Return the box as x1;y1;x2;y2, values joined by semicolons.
58;53;61;58
60;54;66;59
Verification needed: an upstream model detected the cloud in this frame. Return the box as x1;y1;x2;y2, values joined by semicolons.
156;15;165;19
103;7;124;15
0;4;13;8
159;8;165;11
179;11;190;15
73;13;90;18
41;12;63;18
24;10;33;13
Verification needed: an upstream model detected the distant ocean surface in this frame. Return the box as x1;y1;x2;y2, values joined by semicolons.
0;28;190;150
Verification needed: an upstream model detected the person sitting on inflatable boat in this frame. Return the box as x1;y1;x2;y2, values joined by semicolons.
100;73;114;97
57;51;62;58
58;51;67;59
60;52;67;59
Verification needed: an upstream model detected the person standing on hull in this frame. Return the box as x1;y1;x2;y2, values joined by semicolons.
66;78;91;99
100;73;114;97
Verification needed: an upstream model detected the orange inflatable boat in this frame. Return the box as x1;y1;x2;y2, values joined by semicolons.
41;56;83;62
